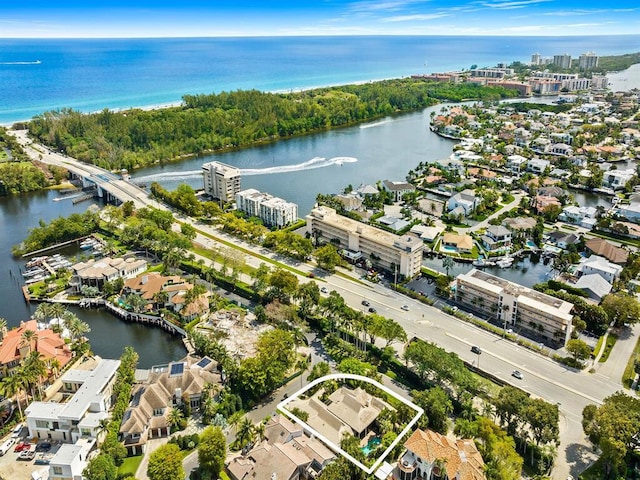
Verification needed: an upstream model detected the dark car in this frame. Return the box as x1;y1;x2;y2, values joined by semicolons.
368;307;377;313
471;346;482;355
361;300;370;306
35;442;52;452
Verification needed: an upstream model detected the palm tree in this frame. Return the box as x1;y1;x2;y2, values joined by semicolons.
49;303;67;331
96;417;111;442
167;407;184;431
22;351;48;400
228;411;243;436
253;422;266;443
0;374;25;421
20;329;38;355
442;256;455;277
237;417;254;445
0;317;7;337
46;358;62;379
33;303;54;326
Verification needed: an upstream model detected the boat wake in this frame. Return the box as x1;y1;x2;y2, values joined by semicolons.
359;119;392;129
132;156;358;182
241;156;357;176
0;60;41;65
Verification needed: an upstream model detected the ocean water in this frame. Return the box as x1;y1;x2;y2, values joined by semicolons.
1;35;639;124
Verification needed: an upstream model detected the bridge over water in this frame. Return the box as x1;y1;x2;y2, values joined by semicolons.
10;129;160;209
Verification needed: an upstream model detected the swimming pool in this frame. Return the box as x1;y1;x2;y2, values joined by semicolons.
441;245;457;253
361;436;381;456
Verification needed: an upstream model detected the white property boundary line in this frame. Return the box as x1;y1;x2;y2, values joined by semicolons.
277;373;424;476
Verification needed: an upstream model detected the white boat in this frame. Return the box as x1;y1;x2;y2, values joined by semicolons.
496;257;514;268
473;258;495;268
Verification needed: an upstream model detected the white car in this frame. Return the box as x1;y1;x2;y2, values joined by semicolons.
401;305;409;311
512;370;523;380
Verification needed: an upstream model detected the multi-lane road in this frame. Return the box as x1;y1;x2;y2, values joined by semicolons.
11;129;632;479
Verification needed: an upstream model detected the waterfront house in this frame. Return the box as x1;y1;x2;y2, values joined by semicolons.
395;428;486;480
441;233;474;254
334;193;364;212
120;356;222;455
574;274;613;301
602;169;635;190
383;180;416;202
69;256;147;293
527;158;550;175
545;231;580;250
25;358;120;443
0;319;72;379
584;238;629;265
410;225;444;243
122;272;210;320
481;225;512;251
558;206;598;229
578;255;622;284
534;195;562;214
447;189;479;216
614;201;640;223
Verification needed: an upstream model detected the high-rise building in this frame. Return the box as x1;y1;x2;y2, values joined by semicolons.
552;54;572;69
202;161;241;202
306;206;424;278
579;51;599;70
236;188;298;228
530;53;542;66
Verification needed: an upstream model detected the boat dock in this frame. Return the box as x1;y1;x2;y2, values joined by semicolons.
22;235;96;258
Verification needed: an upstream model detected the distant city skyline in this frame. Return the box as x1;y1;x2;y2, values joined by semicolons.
2;1;639;38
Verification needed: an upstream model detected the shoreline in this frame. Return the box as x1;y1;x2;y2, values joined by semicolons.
3;58;639;128
1;75;407;128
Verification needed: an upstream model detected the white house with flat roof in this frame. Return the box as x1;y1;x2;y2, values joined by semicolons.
26;359;120;443
48;437;95;480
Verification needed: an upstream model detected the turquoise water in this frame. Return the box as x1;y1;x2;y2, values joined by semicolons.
1;35;638;124
442;245;458;253
361;437;381;456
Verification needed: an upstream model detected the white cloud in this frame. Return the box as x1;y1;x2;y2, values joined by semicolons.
481;0;551;10
346;0;429;13
382;13;450;22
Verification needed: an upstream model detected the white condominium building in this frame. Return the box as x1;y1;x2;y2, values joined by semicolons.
579;52;599;70
236;188;298;228
306;206;424;279
455;269;574;346
202;161;241;202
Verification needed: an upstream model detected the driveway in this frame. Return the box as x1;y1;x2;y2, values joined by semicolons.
593;324;640;384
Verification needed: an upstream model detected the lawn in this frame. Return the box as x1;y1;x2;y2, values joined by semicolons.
118;455;143;477
622;335;640;388
598;334;618;363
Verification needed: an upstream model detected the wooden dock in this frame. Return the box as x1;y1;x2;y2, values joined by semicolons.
22;235;94;258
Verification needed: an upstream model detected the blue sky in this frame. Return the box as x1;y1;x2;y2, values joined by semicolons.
2;1;639;37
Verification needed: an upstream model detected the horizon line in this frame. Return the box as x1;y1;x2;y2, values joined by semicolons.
2;32;640;40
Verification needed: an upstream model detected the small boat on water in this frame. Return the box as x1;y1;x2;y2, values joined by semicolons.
473;258;496;268
23;268;44;278
496;257;514;268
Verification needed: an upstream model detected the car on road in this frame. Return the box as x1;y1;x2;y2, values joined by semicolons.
14;442;30;453
471;346;482;354
11;423;23;438
35;442;52;452
18;449;36;461
368;307;377;313
512;370;523;380
401;304;409;311
361;300;370;306
320;287;328;293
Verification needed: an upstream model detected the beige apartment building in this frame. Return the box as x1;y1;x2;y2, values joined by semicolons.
306;206;424;279
455;269;574;346
202;161;241;202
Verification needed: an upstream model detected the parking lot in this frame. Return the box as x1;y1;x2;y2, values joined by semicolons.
0;430;60;480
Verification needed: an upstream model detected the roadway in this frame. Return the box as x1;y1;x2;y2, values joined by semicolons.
10;130;623;479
